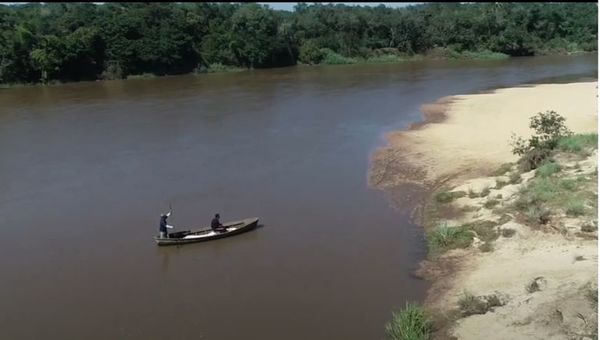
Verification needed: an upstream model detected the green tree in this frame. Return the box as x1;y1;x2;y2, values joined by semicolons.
230;4;277;68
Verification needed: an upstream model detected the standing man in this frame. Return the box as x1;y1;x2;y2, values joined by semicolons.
159;210;173;238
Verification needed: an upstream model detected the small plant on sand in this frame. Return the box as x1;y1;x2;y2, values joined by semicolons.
465;220;498;243
509;172;522;184
458;292;505;316
494;163;513;176
495;180;508;189
510;110;573;170
574;255;585;261
385;303;432;340
500;228;516;238
484;199;499;209
428;223;473;254
479;187;491;197
586;285;598;309
526;277;545;293
524;205;552;225
479;242;494;252
581;221;597;233
435;190;466;203
536;162;561;178
497;214;512;225
566;200;586;216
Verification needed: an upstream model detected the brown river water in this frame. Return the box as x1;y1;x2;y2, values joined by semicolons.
0;54;596;340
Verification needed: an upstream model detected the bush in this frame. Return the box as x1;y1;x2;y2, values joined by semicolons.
518;147;553;171
458;292;505;316
511;111;573;170
101;61;124;80
299;40;325;65
385;303;432;340
467;220;499;242
501;228;516;237
536;162;561;177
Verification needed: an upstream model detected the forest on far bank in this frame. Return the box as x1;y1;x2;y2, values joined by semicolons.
0;2;596;84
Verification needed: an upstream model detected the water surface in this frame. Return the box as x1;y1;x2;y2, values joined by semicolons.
0;54;596;339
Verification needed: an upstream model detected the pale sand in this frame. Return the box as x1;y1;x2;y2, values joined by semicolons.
370;82;598;188
370;81;598;339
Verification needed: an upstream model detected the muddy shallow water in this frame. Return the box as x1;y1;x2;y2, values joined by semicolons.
0;54;596;339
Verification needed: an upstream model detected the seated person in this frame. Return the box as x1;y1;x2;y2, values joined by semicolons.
211;213;226;232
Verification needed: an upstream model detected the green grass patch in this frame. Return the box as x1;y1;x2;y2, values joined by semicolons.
557;133;598;153
536;162;561;178
385;303;432;340
434;190;466;203
428;223;473;254
559;179;578;191
365;54;412;64
320;49;360;65
566;200;586;216
200;63;245;73
460;50;510;60
126;73;156;80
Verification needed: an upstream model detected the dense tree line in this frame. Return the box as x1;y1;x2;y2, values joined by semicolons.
0;2;596;84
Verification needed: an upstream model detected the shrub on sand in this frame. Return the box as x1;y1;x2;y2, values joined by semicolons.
385;303;432;340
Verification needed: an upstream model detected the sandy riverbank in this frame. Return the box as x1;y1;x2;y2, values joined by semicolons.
370;82;598;189
372;81;598;339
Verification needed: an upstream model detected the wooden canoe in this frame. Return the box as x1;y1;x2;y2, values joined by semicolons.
154;217;259;246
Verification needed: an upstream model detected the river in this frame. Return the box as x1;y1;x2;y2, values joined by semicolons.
0;54;596;340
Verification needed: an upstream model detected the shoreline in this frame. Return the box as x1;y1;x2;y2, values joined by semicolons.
373;81;598;338
1;52;596;90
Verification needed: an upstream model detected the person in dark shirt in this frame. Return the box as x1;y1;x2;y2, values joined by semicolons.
159;211;173;238
211;213;226;232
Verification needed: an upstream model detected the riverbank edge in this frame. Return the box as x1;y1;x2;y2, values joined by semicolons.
371;81;598;338
1;50;595;89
